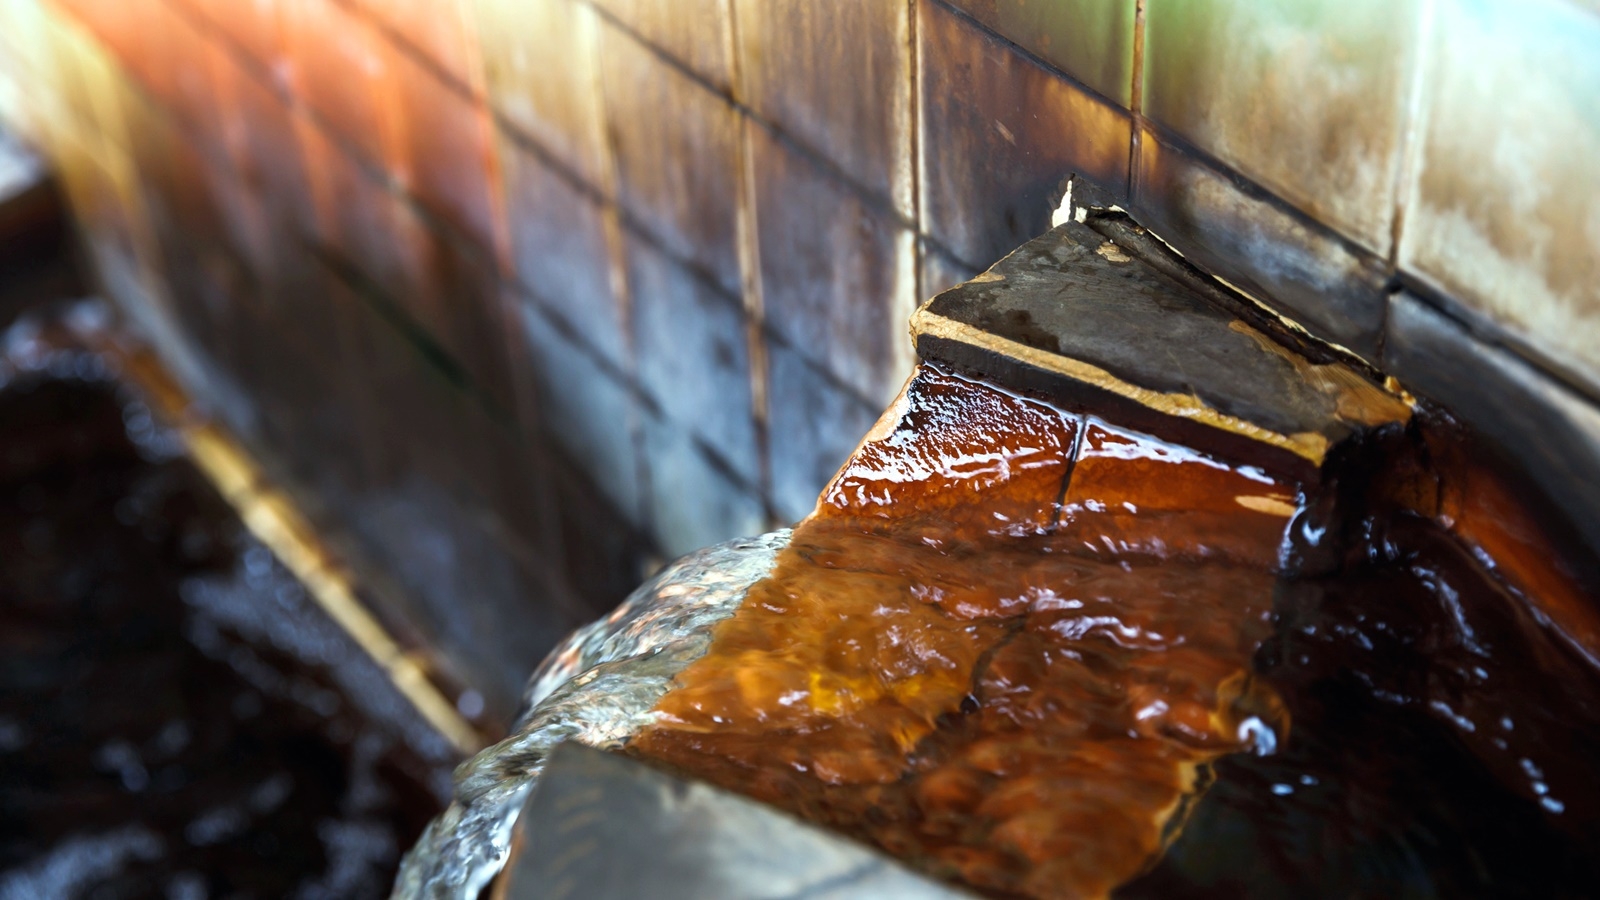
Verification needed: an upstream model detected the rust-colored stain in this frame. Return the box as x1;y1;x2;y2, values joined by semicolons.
628;366;1291;899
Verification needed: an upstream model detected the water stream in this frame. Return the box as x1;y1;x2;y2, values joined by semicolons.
395;363;1600;899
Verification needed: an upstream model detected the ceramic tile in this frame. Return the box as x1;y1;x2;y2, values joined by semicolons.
1134;129;1387;361
600;19;742;295
279;0;406;176
508;295;643;522
628;233;760;484
384;194;514;409
733;0;912;215
180;0;287;72
750;121;917;405
919;240;979;303
946;0;1137;106
499;127;625;365
470;0;608;186
1397;0;1600;396
388;37;502;254
766;341;882;523
350;0;478;87
642;413;766;559
547;445;656;616
590;0;733;93
919;0;1131;269
1142;0;1420;255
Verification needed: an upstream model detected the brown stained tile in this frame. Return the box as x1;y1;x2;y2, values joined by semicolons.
1384;291;1600;589
821;364;1080;538
469;0;607;187
590;0;733;94
280;0;407;177
918;0;1131;269
1134;129;1387;361
1397;0;1600;394
767;341;884;523
733;0;912;216
600;18;742;296
1057;420;1298;570
1141;0;1419;256
641;412;766;558
508;295;643;524
750;122;917;406
387;37;503;255
498;128;625;365
628;234;760;484
946;0;1137;107
349;0;478;87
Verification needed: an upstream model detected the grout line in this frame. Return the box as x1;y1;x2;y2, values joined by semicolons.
725;0;777;520
926;0;1134;116
1389;0;1437;273
584;4;651;529
1136;116;1393;269
1127;0;1147;201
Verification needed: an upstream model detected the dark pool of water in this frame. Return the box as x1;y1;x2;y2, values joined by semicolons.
0;354;458;899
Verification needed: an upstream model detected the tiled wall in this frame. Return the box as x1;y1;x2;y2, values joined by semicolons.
2;0;1597;708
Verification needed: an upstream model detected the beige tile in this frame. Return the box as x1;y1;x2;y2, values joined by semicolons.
919;0;1130;269
1142;0;1422;256
470;0;608;187
734;0;912;216
750;122;917;405
945;0;1137;106
590;0;733;93
600;19;742;295
1397;0;1600;394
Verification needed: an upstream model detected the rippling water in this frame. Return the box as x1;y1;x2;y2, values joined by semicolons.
398;364;1600;899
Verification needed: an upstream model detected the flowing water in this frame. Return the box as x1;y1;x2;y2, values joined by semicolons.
396;363;1600;898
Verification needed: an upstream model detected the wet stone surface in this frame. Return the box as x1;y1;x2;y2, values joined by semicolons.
0;345;456;898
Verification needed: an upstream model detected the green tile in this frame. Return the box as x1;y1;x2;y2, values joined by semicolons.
951;0;1136;106
1142;0;1421;256
1398;0;1600;396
